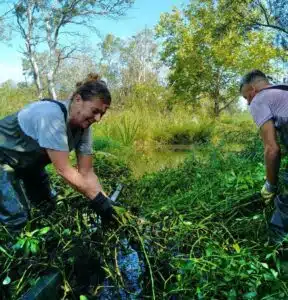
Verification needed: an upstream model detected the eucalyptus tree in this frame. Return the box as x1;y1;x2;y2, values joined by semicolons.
12;0;134;99
99;28;161;104
14;1;43;97
119;28;159;87
98;33;123;90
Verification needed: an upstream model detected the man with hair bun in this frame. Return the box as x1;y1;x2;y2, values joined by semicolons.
0;73;115;230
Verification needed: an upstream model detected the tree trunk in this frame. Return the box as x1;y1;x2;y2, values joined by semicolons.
15;1;43;98
47;70;57;99
45;18;58;99
214;98;220;117
30;54;43;98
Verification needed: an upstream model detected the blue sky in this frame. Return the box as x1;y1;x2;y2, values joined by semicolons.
0;0;190;83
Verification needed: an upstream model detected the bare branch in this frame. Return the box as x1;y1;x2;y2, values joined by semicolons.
251;21;288;35
219;98;238;112
54;46;77;73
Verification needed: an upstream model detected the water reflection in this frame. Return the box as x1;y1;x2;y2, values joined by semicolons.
130;144;195;178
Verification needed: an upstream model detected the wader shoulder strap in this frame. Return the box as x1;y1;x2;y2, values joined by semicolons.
263;85;288;92
41;99;68;121
41;98;84;142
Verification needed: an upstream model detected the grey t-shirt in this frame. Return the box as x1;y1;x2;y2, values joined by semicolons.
249;85;288;147
0;99;92;169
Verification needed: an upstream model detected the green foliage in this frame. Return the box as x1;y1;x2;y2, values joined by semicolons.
220;0;288;50
115;115;140;146
92;151;132;193
153;120;214;144
132;144;262;211
124;80;172;112
93;136;122;152
12;226;50;257
124;136;288;298
155;0;282;116
96;92;216;151
213;112;258;149
98;29;162;105
14;0;135;98
2;119;288;299
0;81;37;118
97;114;140;147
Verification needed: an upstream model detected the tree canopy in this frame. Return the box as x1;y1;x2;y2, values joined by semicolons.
156;0;282;116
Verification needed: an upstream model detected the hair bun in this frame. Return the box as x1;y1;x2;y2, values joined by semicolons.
75;73;102;88
85;73;101;82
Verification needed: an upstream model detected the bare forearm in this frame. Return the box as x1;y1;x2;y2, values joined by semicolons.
264;147;280;185
57;166;102;200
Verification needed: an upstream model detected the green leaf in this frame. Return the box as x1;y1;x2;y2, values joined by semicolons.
2;276;11;285
227;288;237;300
232;243;241;253
271;269;278;279
38;226;51;235
30;229;40;236
243;291;257;299
62;229;71;236
0;246;13;258
21;272;61;299
12;239;25;251
261;262;269;269
24;240;31;257
30;241;40;254
205;246;213;256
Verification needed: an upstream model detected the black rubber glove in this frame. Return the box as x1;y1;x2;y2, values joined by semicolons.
90;192;115;224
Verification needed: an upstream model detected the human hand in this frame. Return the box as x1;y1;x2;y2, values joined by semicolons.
261;180;277;204
89;192;117;226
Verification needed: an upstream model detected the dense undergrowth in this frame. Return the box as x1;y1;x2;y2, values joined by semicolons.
125;137;282;299
1;108;288;299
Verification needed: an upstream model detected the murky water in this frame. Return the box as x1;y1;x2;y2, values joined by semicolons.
129;145;196;178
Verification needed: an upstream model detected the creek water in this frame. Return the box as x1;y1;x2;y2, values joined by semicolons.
129;144;197;178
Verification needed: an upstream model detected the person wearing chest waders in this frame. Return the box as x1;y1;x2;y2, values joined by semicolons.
240;69;288;241
0;73;115;231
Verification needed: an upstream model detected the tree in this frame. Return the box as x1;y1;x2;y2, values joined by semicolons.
218;0;288;81
0;4;12;42
221;0;288;48
98;33;123;90
156;0;281;116
119;28;160;88
12;0;134;99
15;1;43;98
98;29;162;104
55;52;97;98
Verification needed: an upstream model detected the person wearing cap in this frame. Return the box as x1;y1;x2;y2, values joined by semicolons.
0;73;115;230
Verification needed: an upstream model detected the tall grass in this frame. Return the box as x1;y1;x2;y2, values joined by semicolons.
0;82;38;118
123;136;288;299
2;83;280;299
98;114;140;147
94;104;216;149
